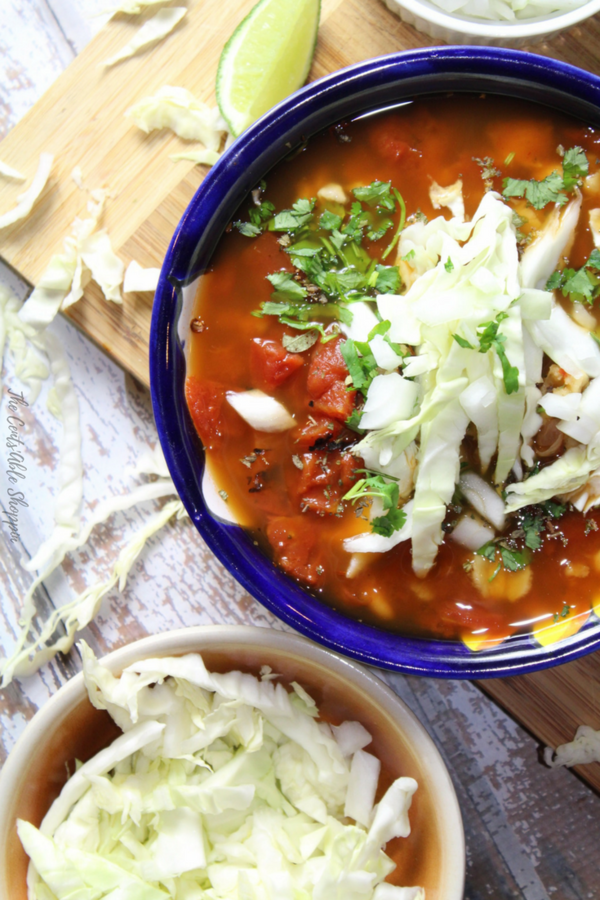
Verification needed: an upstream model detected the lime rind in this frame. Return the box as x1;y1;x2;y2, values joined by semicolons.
216;0;321;137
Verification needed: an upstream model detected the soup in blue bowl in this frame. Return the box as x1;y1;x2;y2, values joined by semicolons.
151;46;600;678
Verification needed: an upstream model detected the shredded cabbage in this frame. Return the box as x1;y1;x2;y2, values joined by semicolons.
0;153;53;230
18;647;422;900
123;261;161;293
126;86;227;151
544;725;600;768
103;8;187;66
226;389;295;432
0;158;25;180
421;0;588;21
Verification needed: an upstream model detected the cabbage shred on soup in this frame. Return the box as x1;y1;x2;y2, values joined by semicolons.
185;94;600;648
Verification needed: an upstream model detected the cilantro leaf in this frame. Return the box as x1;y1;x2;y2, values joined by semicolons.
444;257;454;273
320;209;343;231
343;472;406;536
235;221;262;237
266;272;307;302
372;505;407;537
475;313;519;394
562;146;589;189
502;171;567;210
374;264;401;294
352;180;396;211
271;198;315;232
345;408;365;433
453;333;474;349
500;547;528;571
545;247;600;306
340;338;376;394
235;199;275;236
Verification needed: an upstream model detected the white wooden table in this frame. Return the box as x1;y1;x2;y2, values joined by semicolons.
2;3;600;898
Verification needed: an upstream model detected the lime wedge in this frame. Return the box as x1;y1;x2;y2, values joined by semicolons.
216;0;321;137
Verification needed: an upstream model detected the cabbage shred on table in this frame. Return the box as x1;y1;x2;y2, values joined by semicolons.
17;645;423;900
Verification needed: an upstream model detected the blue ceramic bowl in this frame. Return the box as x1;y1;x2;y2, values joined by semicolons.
151;46;600;678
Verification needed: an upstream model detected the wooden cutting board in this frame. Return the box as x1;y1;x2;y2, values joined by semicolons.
2;0;600;790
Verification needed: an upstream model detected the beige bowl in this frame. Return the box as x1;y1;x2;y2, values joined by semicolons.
0;626;465;900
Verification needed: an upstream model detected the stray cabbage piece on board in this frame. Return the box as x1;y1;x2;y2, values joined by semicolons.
17;645;423;900
103;7;187;66
544;725;600;768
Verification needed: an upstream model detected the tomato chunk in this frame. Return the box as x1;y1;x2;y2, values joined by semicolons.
307;337;356;423
367;117;413;163
267;516;325;585
185;376;225;450
313;380;356;421
307;337;349;397
295;450;360;515
250;338;304;391
293;416;341;450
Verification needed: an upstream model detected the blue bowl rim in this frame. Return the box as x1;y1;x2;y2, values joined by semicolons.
151;45;600;679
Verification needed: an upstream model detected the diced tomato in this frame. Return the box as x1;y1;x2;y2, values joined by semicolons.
295;450;360;515
367;118;412;164
433;598;507;640
306;337;356;423
250;338;304;391
307;337;349;397
293;416;341;450
313;380;356;421
185;376;225;450
267;516;325;586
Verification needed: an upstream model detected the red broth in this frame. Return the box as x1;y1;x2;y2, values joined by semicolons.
186;95;600;647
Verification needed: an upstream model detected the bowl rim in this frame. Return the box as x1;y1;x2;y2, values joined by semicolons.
0;625;465;900
387;0;600;39
150;45;600;679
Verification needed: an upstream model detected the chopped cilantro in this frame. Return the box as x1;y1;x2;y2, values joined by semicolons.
477;313;519;395
502;146;588;210
476;541;529;577
445;257;454;273
545;247;600;306
453;314;519;394
502;171;566;209
345;408;364;433
320;209;343;231
374;264;401;294
402;249;416;262
340;338;377;394
234;199;275;236
381;189;407;261
270;198;315;232
453;333;474;350
343;472;407;537
352;180;396;211
562;146;589;189
235;221;262;237
266;272;307;302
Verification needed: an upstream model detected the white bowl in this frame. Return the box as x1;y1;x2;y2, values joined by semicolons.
0;626;465;900
384;0;600;45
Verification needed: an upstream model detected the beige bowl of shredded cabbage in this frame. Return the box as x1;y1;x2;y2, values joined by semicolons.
383;0;600;45
0;626;464;900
